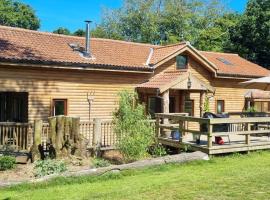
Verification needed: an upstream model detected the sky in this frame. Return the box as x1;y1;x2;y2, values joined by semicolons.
21;0;248;32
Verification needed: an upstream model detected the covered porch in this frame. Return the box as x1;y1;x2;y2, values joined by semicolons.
136;71;215;118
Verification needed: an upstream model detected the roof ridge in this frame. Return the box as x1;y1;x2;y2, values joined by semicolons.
154;42;187;49
200;50;238;56
0;25;159;47
92;37;158;47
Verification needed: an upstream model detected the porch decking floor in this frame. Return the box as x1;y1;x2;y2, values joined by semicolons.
159;134;270;155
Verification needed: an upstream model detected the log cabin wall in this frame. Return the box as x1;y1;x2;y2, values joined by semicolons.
0;51;250;123
154;53;249;117
0;65;150;122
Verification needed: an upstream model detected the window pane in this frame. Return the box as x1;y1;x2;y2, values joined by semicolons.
176;55;188;69
184;100;193;116
53;100;66;116
254;102;262;112
217;100;224;114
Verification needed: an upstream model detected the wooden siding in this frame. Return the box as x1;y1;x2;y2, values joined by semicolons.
0;66;149;122
0;50;251;123
155;53;249;117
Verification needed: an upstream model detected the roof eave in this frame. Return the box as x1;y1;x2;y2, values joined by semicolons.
0;58;154;74
216;72;269;79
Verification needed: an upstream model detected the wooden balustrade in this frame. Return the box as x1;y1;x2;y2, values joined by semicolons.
155;113;270;154
0;122;33;151
1;118;155;154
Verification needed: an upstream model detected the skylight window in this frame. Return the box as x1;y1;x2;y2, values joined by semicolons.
216;57;234;66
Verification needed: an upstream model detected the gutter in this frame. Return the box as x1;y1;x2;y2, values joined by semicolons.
216;72;268;79
0;58;154;74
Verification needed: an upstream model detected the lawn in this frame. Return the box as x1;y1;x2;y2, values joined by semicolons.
1;151;270;200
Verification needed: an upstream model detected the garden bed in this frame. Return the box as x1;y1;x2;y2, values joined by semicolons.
0;151;208;187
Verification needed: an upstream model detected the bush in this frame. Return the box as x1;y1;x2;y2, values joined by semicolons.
92;158;110;168
34;159;67;177
0;156;16;171
149;144;167;157
113;90;155;162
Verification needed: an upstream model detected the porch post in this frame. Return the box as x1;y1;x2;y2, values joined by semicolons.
200;91;206;117
162;90;170;124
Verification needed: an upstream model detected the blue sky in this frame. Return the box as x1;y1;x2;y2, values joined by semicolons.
21;0;247;32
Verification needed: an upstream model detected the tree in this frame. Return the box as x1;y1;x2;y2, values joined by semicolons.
73;29;85;36
195;13;241;51
92;0;237;51
113;90;154;162
227;0;270;68
53;27;71;35
0;0;40;30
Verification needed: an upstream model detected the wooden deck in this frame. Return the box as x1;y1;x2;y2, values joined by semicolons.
159;135;270;155
156;113;270;155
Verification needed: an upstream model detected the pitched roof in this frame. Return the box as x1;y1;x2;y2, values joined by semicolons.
137;71;215;93
0;25;269;77
149;43;186;65
244;89;270;99
200;51;270;77
0;25;156;71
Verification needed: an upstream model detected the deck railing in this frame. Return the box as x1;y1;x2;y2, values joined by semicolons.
0;122;33;151
155;113;270;154
0;118;155;152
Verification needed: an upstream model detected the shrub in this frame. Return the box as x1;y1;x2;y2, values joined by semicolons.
34;159;67;177
149;144;167;157
113;90;155;162
0;156;16;171
245;106;257;112
92;158;110;168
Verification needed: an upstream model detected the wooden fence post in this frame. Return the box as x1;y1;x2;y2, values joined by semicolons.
155;116;160;144
32;119;43;161
93;118;102;157
207;123;213;148
246;123;251;145
179;120;184;142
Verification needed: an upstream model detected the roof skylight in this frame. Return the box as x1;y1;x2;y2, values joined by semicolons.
216;57;234;66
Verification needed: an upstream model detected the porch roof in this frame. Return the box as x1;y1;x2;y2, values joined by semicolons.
244;89;270;100
136;71;215;93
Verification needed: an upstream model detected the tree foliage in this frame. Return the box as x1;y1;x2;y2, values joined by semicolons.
92;0;238;51
0;0;40;30
226;0;270;68
113;90;154;162
53;27;71;35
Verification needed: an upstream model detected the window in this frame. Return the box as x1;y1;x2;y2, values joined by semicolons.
216;57;234;66
253;101;270;112
0;92;28;122
52;99;67;116
148;97;161;118
184;100;194;116
216;100;225;114
176;55;188;69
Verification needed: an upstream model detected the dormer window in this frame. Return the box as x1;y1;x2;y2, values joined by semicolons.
176;55;188;70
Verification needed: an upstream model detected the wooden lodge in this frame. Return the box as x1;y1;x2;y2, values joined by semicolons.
0;25;270;154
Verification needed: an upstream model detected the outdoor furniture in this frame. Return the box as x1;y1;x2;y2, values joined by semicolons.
200;112;231;144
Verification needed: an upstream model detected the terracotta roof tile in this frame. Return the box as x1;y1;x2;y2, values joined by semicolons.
150;43;186;65
0;25;156;69
137;71;185;89
0;25;269;77
200;51;270;77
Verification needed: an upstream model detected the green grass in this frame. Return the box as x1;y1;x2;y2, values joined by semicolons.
1;151;270;200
